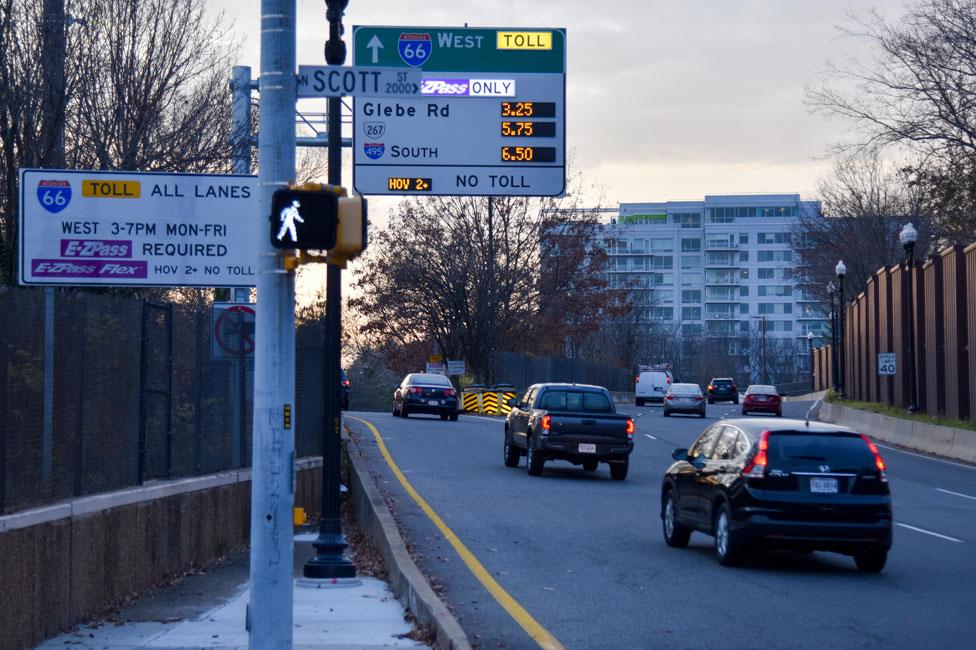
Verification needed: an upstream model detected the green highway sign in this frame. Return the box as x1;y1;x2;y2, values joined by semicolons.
352;26;566;197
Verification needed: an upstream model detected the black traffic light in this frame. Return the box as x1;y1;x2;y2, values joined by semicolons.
269;188;338;250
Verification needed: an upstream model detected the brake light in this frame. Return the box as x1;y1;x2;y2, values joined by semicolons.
625;419;634;439
731;385;737;392
409;387;422;394
666;395;674;400
861;434;888;479
743;430;770;478
666;377;672;383
693;396;703;401
342;379;350;387
444;388;456;397
707;384;715;391
541;415;551;432
635;376;640;383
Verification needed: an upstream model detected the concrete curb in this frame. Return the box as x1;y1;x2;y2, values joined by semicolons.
346;443;471;650
816;402;976;464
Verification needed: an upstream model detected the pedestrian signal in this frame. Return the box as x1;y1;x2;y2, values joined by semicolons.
269;188;338;250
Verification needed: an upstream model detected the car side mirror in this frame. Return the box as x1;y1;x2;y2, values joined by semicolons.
671;448;688;461
506;398;518;407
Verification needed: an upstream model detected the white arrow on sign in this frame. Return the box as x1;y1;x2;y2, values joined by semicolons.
367;35;383;63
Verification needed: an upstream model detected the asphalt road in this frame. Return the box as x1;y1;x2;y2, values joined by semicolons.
345;400;976;650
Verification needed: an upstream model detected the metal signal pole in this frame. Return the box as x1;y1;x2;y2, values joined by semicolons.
304;0;356;580
249;0;297;647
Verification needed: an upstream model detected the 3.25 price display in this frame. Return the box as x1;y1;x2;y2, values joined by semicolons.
500;101;557;118
500;121;556;138
500;146;557;163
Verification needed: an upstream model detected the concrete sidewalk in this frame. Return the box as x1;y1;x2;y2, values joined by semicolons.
37;533;428;650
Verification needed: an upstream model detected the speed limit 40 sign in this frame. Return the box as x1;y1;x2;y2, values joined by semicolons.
878;352;896;376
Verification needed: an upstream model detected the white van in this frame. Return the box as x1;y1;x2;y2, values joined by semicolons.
635;370;673;406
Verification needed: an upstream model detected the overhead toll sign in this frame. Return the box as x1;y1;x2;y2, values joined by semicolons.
19;169;259;287
352;25;566;197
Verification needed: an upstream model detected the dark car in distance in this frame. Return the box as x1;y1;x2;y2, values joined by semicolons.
504;383;634;480
341;370;350;411
707;377;738;404
392;373;459;420
663;383;706;418
742;384;782;416
660;418;892;572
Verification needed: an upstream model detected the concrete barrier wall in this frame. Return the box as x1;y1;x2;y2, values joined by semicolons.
818;402;976;464
0;460;322;650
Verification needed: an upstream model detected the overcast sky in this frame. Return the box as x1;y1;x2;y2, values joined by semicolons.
211;0;905;205
208;1;905;301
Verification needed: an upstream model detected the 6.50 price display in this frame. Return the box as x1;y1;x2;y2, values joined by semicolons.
500;146;557;163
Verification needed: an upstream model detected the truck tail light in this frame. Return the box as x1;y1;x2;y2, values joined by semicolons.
541;415;551;432
861;434;888;481
625;419;634;439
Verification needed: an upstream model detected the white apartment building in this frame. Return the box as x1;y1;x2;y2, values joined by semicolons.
605;194;829;372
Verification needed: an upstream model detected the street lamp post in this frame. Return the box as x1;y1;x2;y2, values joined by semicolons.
806;331;815;392
827;281;837;392
900;223;919;413
835;260;847;398
304;0;356;580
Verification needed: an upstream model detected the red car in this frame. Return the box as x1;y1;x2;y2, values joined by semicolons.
741;384;782;417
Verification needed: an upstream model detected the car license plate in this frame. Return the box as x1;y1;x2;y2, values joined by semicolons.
810;477;838;494
428;400;439;406
579;443;596;454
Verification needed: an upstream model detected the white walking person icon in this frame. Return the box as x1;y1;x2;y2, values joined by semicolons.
276;199;304;243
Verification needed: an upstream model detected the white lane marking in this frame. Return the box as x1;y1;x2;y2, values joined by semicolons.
874;443;976;471
644;433;657;440
936;488;976;501
895;523;964;543
466;415;503;423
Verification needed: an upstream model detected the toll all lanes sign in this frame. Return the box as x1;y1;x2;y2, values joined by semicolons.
19;169;259;287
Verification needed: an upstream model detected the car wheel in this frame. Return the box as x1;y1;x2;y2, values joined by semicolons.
741;409;748;416
609;460;628;481
503;433;520;468
699;409;706;418
401;404;409;418
707;397;714;404
853;548;888;573
636;398;644;407
582;460;598;472
526;438;545;476
450;413;459;421
714;503;742;567
663;409;671;417
392;402;399;417
776;410;783;417
662;490;691;548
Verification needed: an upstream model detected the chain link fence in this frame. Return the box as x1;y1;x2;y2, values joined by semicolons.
0;286;325;515
492;351;632;393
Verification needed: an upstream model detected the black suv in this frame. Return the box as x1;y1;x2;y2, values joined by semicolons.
707;377;738;404
660;419;892;572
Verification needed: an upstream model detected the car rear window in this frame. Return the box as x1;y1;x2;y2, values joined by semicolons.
538;390;612;413
747;385;778;395
671;384;700;395
712;379;733;387
767;432;875;470
410;374;452;386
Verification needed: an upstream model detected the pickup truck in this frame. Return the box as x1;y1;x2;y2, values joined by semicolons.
503;383;635;480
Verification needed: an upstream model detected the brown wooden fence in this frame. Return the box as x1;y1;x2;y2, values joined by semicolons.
813;242;974;423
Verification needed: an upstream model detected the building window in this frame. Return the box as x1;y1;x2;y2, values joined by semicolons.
681;255;702;270
682;323;702;337
681;238;701;252
674;213;702;228
757;232;792;245
739;303;749;315
682;306;702;320
739;250;748;262
682;289;701;303
739;233;748;245
740;285;749;297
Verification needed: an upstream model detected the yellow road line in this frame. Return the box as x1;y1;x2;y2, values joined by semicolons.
348;415;565;650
